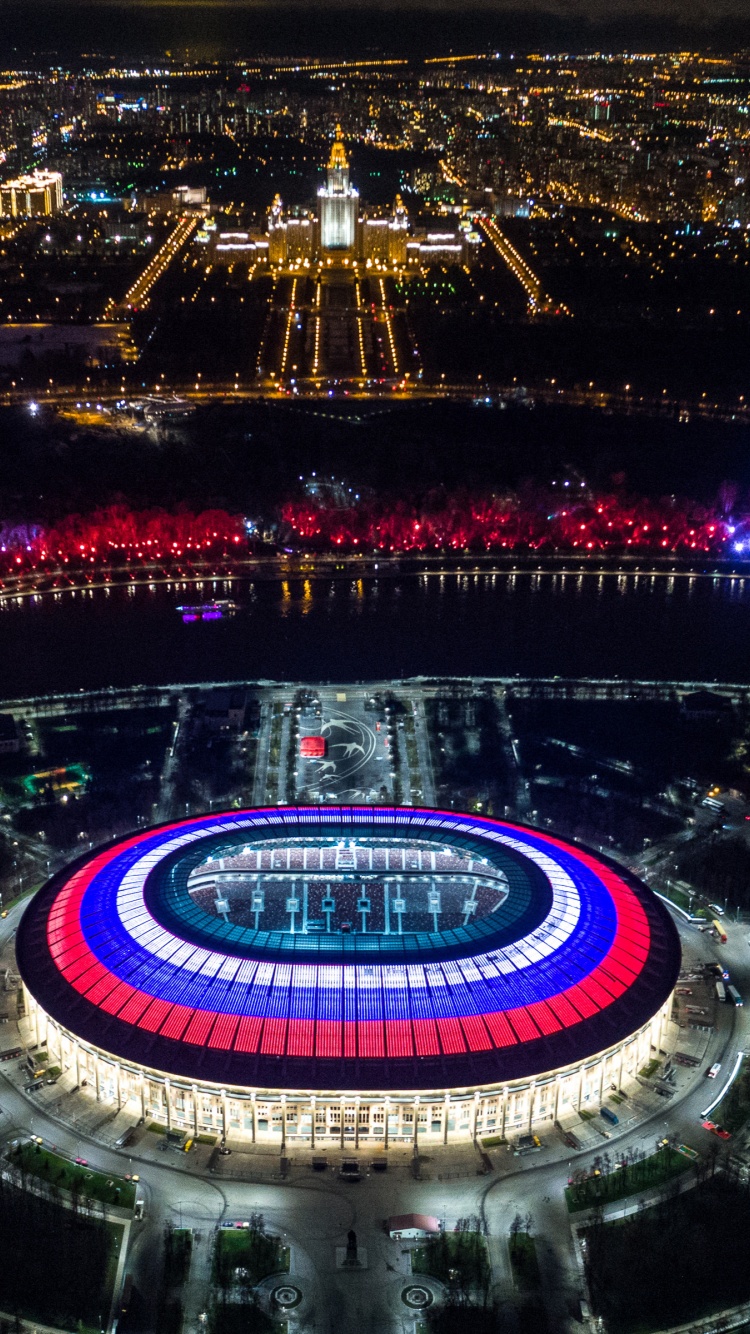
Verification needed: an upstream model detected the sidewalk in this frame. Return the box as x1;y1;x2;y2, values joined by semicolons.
180;1225;214;1334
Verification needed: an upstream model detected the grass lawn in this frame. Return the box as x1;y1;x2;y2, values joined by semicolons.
8;1141;136;1209
509;1233;541;1292
213;1228;290;1287
709;1056;750;1134
0;884;40;914
165;1227;193;1285
659;883;693;913
566;1147;692;1213
638;1058;660;1079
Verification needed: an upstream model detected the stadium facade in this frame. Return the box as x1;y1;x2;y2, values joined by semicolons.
17;807;680;1147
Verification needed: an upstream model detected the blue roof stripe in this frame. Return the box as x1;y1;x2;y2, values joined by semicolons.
69;808;619;1020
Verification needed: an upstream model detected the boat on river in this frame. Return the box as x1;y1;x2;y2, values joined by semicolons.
177;599;237;622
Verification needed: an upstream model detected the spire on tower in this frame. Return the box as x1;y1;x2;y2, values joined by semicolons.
327;123;349;173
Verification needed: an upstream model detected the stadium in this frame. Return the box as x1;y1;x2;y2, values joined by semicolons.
16;806;681;1147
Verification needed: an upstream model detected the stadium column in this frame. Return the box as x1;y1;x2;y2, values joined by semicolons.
340;1097;345;1150
94;1054;101;1102
443;1093;450;1145
413;1097;420;1150
472;1090;480;1142
617;1044;625;1093
115;1063;122;1111
501;1086;508;1139
527;1081;536;1133
250;1091;256;1143
658;1000;669;1053
74;1039;80;1090
140;1073;147;1122
310;1096;316;1148
192;1084;199;1135
281;1094;287;1154
553;1075;562;1123
28;988;39;1046
165;1077;172;1130
384;1098;390;1149
355;1096;360;1149
221;1089;228;1141
597;1058;605;1108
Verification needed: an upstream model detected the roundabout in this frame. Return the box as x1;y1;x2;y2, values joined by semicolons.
15;805;680;1144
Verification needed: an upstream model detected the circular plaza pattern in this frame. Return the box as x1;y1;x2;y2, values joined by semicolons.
16;806;680;1145
402;1286;434;1310
271;1285;303;1310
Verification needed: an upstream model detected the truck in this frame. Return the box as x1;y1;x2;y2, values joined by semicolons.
600;1106;619;1126
26;1052;48;1079
513;1134;542;1156
713;919;728;944
728;984;744;1007
716;980;727;1003
554;1120;581;1150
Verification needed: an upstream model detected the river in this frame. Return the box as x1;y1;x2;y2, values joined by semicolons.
0;565;748;695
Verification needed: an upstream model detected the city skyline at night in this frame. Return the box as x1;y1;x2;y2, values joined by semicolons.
1;9;750;1334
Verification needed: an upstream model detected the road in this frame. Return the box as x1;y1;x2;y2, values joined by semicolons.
4;382;748;427
105;215;199;319
155;694;190;820
495;684;532;818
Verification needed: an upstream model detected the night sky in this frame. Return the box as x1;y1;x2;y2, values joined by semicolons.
2;0;750;58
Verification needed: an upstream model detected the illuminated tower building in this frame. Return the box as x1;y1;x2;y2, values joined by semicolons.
0;170;63;218
318;124;358;254
389;193;409;266
361;194;409;267
267;192;314;267
267;193;287;265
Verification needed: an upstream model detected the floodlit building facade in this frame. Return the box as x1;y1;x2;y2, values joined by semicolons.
0;170;63;218
266;129;477;270
318;127;359;252
18;806;680;1147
